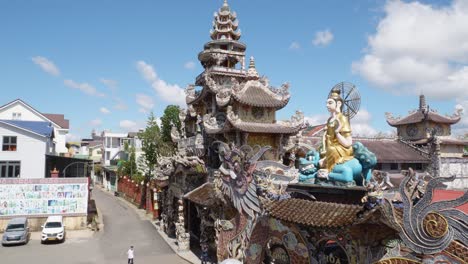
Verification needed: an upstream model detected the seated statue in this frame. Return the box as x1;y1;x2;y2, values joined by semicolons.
298;88;377;186
318;88;354;177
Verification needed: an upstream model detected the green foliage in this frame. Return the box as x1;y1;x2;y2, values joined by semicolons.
118;147;137;177
160;105;181;143
138;112;162;178
131;174;145;185
93;164;102;176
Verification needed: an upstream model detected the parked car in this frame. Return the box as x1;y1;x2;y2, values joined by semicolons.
41;215;66;243
1;217;30;246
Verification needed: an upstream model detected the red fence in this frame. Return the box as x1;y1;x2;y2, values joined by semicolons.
117;176;158;219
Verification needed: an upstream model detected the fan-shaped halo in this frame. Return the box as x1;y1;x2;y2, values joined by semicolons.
328;82;361;120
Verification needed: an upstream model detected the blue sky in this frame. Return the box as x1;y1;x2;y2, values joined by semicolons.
1;0;467;140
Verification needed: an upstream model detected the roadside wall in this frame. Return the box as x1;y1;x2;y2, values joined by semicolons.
0;178;89;230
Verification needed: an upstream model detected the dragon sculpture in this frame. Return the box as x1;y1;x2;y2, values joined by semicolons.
213;142;271;261
378;169;468;263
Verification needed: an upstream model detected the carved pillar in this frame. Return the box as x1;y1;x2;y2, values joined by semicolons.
432;137;441;177
176;198;190;251
278;134;284;161
241;132;249;146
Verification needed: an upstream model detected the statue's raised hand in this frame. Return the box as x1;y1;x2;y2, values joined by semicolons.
334;118;342;134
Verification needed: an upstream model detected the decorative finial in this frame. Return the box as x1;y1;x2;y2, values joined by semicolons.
419;94;427;111
221;0;230;11
247;56;259;79
249;56;255;68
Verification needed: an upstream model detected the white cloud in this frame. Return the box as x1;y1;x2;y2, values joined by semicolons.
312;30;334;46
64;79;105;97
136;61;186;107
184;61;196;70
136;93;154;113
352;0;468;100
452;99;468;135
66;133;81;142
350;109;378;137
304;113;329;125
289;41;301;50
90;119;102;127
119;120;143;132
100;78;117;91
100;107;111;114
113;98;128;110
32;56;60;76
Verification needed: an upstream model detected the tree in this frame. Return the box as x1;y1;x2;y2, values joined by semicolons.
138;112;161;179
120;146;137;179
137;112;163;209
160;105;181;143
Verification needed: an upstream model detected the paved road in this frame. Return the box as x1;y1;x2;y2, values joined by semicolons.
1;187;187;264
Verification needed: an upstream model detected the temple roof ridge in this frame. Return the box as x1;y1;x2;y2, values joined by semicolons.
385;96;462;126
231;61;291;108
223;106;303;134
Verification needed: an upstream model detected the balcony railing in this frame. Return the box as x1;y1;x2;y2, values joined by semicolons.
178;135;205;157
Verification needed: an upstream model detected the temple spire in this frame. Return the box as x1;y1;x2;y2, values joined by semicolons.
419;94;427;111
210;0;241;40
247;56;259;79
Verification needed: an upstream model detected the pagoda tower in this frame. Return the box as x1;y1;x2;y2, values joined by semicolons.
183;0;303;159
385;94;462;141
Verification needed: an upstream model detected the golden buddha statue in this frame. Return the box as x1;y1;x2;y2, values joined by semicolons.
319;88;354;176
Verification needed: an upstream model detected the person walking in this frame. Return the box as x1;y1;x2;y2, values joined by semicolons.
127;246;134;264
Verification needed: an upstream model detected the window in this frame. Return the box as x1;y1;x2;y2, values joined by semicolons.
12;112;22;120
0;161;20;177
111;138;120;148
390;163;398;170
2;136;17;151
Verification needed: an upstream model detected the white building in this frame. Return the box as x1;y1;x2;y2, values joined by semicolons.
102;131;129;166
0;120;54;178
0;99;69;155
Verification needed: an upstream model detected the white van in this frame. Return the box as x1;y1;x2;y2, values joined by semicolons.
41;215;65;243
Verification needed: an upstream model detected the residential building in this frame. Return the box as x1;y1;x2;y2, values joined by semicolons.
0;120;54;178
0;99;69;155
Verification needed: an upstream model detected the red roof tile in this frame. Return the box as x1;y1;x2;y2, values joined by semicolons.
264;199;363;228
42;113;69;129
432;189;468;214
302;124;326;137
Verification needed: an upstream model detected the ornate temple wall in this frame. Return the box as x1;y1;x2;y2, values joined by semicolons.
440;157;468;189
238;105;275;123
440;144;465;158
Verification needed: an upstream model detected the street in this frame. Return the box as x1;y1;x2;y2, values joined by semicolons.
1;187;188;264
